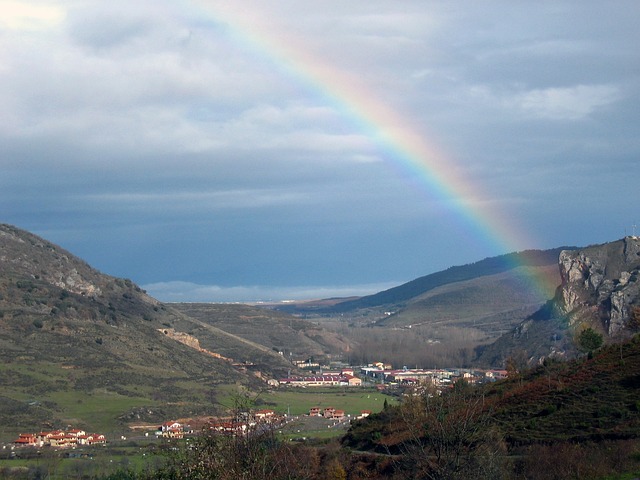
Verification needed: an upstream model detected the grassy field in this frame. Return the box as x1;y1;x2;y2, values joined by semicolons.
0;440;165;479
0;358;232;440
215;384;397;416
259;388;396;416
45;390;158;433
0;387;396;478
0;380;399;478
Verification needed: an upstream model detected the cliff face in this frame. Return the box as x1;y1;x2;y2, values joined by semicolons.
558;237;640;335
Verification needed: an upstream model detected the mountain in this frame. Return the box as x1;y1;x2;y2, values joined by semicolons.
274;248;575;368
557;236;640;335
306;248;571;313
0;224;296;439
478;237;640;367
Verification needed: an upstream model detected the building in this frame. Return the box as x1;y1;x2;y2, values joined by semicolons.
309;407;321;416
254;409;275;421
160;421;184;439
14;434;38;446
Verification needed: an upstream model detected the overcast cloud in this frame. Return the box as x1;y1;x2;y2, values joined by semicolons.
1;1;639;302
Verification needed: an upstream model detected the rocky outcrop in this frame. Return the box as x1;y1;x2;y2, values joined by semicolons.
160;328;233;362
558;237;640;335
50;268;102;297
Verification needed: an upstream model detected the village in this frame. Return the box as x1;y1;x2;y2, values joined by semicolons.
9;362;508;450
277;360;508;389
13;429;106;448
152;405;373;444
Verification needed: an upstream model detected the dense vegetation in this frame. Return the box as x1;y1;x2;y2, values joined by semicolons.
342;336;640;478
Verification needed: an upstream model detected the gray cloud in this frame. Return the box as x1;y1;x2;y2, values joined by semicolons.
143;280;400;303
1;1;638;301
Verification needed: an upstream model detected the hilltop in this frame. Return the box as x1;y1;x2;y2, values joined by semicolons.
0;224;300;440
282;248;570;315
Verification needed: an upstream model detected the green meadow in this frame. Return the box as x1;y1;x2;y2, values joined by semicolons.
0;387;397;479
216;385;397;416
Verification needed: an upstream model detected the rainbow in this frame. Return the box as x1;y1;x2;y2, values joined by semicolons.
188;2;558;300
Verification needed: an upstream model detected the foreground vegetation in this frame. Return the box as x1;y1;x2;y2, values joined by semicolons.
6;337;638;479
99;337;640;478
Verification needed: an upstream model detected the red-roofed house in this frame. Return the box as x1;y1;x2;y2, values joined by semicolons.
342;374;362;386
14;434;38;446
254;409;275;420
161;421;184;439
323;407;336;418
78;434;106;445
332;409;345;419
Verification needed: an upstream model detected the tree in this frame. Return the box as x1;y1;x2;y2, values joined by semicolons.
397;384;506;479
151;396;320;480
505;349;528;377
578;328;603;354
629;306;640;330
505;349;529;386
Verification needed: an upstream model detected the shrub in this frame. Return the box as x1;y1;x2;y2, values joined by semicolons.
578;328;603;353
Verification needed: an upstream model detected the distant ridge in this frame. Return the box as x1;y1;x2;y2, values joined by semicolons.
316;248;575;313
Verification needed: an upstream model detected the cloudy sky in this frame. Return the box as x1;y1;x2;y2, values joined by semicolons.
2;1;638;302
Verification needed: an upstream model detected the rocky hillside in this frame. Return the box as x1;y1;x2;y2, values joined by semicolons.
558;236;640;336
478;237;640;367
0;224;297;438
173;303;351;363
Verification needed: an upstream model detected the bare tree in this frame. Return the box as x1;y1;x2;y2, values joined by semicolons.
396;384;507;479
157;396;318;480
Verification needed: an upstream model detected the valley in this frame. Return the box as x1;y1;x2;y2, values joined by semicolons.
2;224;640;478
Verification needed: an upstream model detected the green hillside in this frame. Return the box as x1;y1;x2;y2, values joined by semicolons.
322;248;572;313
0;224;295;441
173;303;350;362
342;337;640;478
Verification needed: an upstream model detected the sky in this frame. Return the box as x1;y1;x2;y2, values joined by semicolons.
1;1;639;302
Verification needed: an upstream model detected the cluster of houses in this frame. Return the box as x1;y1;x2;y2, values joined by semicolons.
209;409;285;436
277;368;363;387
160;410;284;438
159;421;187;439
308;407;371;420
13;429;106;448
276;361;508;390
308;406;345;419
360;365;508;388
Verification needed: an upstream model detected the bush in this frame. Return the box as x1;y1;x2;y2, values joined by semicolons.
578;328;603;353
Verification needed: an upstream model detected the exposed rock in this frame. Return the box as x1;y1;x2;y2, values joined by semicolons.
558;237;640;335
159;328;234;362
478;237;640;368
50;268;102;297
